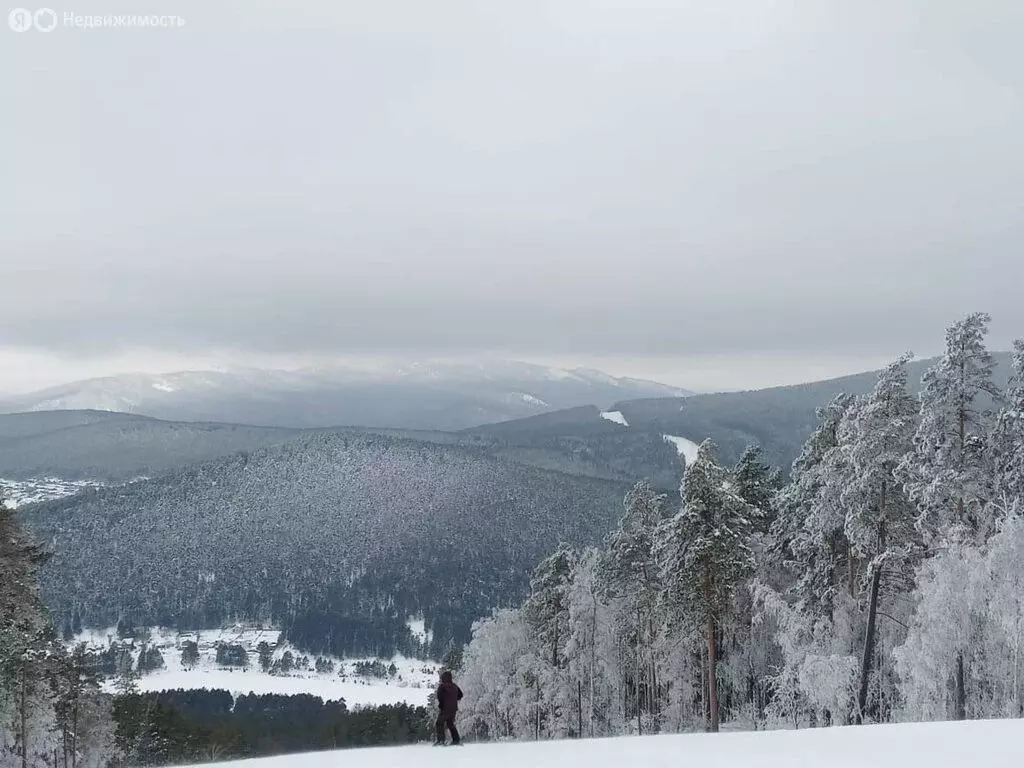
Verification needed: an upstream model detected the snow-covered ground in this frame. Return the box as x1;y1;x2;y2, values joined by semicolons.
1;477;105;507
599;410;629;427
128;666;432;706
662;434;700;467
76;625;437;707
180;718;1023;767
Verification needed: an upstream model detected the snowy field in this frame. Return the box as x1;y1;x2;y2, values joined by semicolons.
180;718;1023;768
76;625;437;707
127;666;432;706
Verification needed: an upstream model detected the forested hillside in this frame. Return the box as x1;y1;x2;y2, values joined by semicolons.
0;406;684;493
25;432;629;659
0;410;304;481
465;353;1014;476
614;353;1012;471
461;406;684;490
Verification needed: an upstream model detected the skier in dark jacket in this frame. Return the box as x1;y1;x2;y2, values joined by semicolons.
435;669;463;745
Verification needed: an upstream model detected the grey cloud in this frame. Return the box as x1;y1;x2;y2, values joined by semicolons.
2;0;1023;378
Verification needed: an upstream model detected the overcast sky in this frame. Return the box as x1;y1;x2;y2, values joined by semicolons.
3;0;1022;393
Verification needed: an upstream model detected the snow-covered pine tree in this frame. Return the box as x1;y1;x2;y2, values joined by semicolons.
841;353;921;722
896;313;1003;720
1;498;114;767
734;445;783;533
992;339;1024;510
755;395;863;728
898;312;1002;546
655;440;755;732
773;394;859;617
729;445;783;727
525;543;578;670
1;497;58;768
600;481;665;731
565;549;625;738
523;543;579;738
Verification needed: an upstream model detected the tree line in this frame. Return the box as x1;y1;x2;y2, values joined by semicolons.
459;312;1024;739
112;690;428;765
1;502;115;766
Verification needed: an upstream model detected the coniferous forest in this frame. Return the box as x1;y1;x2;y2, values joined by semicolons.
3;312;1024;765
459;313;1024;739
27;434;632;659
111;691;427;765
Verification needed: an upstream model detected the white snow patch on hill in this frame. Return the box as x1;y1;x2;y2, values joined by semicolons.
599;410;629;427
1;477;105;508
180;718;1024;767
75;625;437;707
406;617;430;645
519;393;549;407
662;434;700;467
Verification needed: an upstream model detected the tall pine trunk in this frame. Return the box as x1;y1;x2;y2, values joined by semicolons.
857;563;882;722
706;613;719;732
704;561;720;732
20;665;28;768
857;498;886;724
589;593;597;737
955;652;967;720
954;354;968;720
577;680;583;738
635;604;642;736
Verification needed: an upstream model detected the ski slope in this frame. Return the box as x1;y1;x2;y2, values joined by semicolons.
662;434;700;466
599;410;629;426
181;718;1023;767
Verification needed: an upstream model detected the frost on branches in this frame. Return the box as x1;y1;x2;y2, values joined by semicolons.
458;313;1024;742
992;340;1024;507
897;515;1024;721
898;312;1002;546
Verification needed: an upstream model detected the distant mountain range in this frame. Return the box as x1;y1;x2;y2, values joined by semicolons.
0;361;692;431
4;352;1013;486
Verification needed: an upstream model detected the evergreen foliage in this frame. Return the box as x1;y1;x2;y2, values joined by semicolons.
25;432;629;659
459;314;1024;741
110;689;427;765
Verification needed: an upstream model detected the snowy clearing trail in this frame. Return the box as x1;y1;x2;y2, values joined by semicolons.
599;410;628;426
662;434;700;466
180;718;1022;768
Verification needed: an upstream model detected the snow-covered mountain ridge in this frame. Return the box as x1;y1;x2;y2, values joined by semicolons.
0;360;692;431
